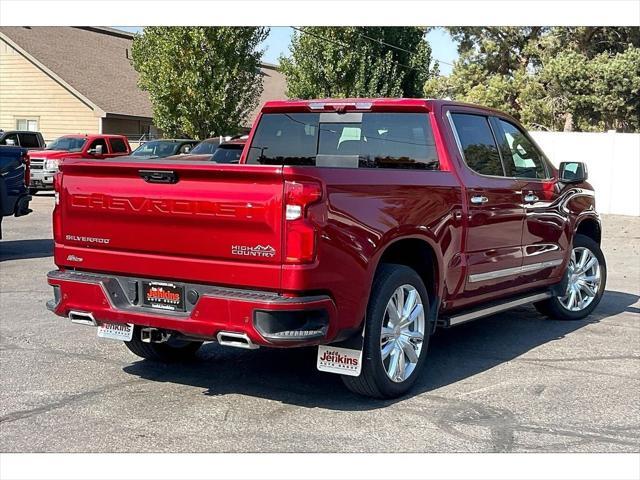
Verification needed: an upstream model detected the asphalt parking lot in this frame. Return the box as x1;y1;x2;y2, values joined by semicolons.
1;194;638;453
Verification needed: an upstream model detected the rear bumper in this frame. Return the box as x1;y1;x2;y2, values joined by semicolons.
46;270;338;347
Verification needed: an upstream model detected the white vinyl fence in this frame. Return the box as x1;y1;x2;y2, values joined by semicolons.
530;131;640;217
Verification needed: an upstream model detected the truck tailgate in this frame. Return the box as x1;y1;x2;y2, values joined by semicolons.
56;159;284;290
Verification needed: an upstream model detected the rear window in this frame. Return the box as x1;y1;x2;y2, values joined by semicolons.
109;137;128;153
132;141;179;157
246;112;438;170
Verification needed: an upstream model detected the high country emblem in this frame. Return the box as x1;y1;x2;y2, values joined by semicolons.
66;254;84;262
231;244;276;258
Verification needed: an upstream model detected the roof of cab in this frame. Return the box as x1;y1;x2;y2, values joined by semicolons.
262;98;433;110
60;133;129;139
259;98;519;122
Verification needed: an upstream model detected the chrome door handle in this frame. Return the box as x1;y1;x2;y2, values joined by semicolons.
470;195;489;205
524;193;539;203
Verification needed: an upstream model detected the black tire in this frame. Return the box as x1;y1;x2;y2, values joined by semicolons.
342;264;431;399
125;327;203;362
535;234;607;320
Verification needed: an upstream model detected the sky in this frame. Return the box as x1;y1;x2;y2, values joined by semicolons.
114;27;458;75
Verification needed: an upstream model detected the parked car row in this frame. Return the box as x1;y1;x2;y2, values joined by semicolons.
13;132;247;194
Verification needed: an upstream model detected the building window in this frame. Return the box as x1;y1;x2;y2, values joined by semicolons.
16;118;39;131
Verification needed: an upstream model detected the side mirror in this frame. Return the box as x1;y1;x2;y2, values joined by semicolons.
88;144;103;155
559;161;588;183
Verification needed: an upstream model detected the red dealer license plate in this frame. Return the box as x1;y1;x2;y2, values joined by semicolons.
142;281;185;312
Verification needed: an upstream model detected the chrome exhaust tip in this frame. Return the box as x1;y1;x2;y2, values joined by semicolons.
216;331;259;350
68;310;97;326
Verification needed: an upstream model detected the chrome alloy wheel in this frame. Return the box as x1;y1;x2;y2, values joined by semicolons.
380;284;426;383
559;246;602;312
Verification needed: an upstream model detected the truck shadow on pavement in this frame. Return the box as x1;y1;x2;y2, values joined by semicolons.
122;289;638;411
0;239;53;261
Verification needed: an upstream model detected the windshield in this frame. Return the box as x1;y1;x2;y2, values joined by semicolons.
212;144;244;164
46;136;86;152
246;112;438;170
190;140;220;155
131;141;180;158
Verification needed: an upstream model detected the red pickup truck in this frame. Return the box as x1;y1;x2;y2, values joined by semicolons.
46;99;606;398
28;134;131;193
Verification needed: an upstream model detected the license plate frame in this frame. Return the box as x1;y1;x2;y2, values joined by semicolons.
142;281;186;312
97;322;134;341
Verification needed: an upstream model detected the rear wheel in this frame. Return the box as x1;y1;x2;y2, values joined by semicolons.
342;264;430;399
125;327;203;362
535;234;606;320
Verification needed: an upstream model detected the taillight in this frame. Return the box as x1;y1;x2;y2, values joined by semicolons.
21;152;30;186
52;172;62;241
284;180;322;263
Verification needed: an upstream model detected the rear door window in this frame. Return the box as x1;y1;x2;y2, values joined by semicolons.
247;112;438;170
18;133;40;148
450;113;504;177
109;137;128;153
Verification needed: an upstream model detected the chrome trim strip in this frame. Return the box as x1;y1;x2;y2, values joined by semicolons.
448;292;553;326
446;110;465;160
468;259;563;283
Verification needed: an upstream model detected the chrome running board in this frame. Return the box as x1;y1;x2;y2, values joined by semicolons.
439;291;553;327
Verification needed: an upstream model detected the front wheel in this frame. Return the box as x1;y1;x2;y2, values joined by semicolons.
125;327;203;362
535;234;606;320
342;264;430;399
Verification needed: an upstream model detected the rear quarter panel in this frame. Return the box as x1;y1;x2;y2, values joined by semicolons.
281;166;464;334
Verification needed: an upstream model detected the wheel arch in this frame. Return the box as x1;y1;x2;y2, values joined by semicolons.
371;234;443;313
575;215;602;245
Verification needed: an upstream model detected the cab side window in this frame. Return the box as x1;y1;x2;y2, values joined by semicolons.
450;113;504;177
89;138;109;153
0;133;19;146
496;119;548;179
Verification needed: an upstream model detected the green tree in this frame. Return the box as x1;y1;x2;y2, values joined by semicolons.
424;27;640;132
131;27;269;139
280;27;436;99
